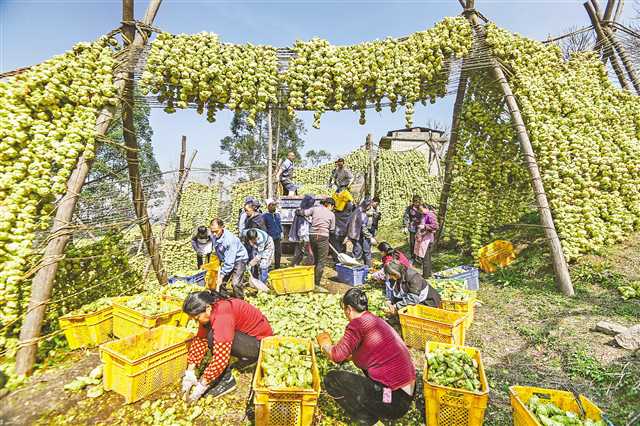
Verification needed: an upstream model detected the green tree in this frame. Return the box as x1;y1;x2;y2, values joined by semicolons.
79;96;164;226
215;110;306;181
305;149;332;166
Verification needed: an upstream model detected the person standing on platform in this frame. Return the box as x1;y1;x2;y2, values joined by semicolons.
275;151;298;196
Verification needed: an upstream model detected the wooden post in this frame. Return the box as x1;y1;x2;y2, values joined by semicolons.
159;151;197;242
122;0;167;286
436;69;469;243
14;0;164;376
366;134;375;197
585;1;631;91
267;108;273;199
464;6;575;296
273;110;281;196
174;135;187;239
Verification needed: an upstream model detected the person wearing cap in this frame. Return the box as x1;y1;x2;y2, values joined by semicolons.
191;226;213;268
275;151;298;196
328;158;354;193
297;197;336;286
262;198;283;269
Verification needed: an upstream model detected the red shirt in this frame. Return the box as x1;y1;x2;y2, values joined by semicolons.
196;298;273;343
330;311;416;390
190;299;273;383
382;250;412;269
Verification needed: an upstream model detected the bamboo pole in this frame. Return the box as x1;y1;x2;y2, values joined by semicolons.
122;0;167;286
267;108;273;199
600;1;640;94
174;136;187;239
464;6;575;296
14;0;164;376
585;1;631;91
367;133;375;197
436;69;469;243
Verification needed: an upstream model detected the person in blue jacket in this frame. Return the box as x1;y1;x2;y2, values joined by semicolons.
262;198;283;269
210;218;249;299
241;228;275;283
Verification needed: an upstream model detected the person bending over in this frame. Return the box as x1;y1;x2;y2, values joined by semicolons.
180;290;273;402
316;288;416;425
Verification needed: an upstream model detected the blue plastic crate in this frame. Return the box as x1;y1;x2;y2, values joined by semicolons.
433;265;479;290
168;271;206;286
336;263;369;286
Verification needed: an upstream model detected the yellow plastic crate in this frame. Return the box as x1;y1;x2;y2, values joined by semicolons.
440;290;477;328
510;386;603;426
398;305;467;350
268;266;315;295
112;298;184;339
424;342;490;426
477;240;516;273
160;295;190;327
252;336;321;426
202;258;220;289
59;306;113;349
100;325;193;403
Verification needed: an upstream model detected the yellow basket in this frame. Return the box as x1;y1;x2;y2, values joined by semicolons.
477;240;516;273
202;258;220;289
510;386;603;426
398;305;467;350
59;306;113;349
440;290;477;329
268;266;315;295
112;298;184;339
424;342;490;426
100;325;193;403
160;295;190;327
252;336;321;426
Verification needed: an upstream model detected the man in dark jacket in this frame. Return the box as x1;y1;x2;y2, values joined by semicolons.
402;195;423;262
346;198;377;267
262;198;283;269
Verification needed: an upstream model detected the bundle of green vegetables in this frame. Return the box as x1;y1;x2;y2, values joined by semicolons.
260;341;313;389
426;347;482;392
429;279;470;301
527;396;605;426
157;281;203;301
248;288;385;342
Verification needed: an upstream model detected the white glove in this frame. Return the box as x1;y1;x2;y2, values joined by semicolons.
371;237;378;246
248;257;260;268
402;227;408;235
181;370;198;395
188;380;209;403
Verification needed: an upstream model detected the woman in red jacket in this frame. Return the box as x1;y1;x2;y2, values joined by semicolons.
181;290;273;402
317;288;416;425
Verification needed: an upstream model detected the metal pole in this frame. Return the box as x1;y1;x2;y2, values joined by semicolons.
267;108;273;199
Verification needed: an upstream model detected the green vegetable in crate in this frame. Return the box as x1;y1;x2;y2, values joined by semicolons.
260;342;313;389
436;267;468;278
158;281;203;301
67;297;113;316
426;347;482;392
429;279;469;301
527;396;606;426
122;295;173;316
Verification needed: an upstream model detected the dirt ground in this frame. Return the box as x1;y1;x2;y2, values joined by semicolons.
1;233;639;425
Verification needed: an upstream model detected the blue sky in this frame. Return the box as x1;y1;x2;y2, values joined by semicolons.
1;0;636;172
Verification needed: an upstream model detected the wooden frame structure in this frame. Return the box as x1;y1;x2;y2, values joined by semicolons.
11;0;640;374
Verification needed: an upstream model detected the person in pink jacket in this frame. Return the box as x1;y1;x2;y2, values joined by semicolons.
413;204;438;278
